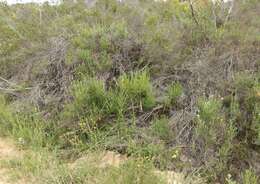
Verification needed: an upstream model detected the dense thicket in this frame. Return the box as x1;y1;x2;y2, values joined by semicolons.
0;0;259;183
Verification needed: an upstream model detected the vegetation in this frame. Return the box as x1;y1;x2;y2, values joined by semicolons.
0;0;259;183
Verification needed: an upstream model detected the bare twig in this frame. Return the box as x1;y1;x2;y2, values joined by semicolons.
0;87;21;97
0;76;32;91
223;0;234;26
0;87;17;91
138;105;164;122
188;0;199;26
0;76;16;86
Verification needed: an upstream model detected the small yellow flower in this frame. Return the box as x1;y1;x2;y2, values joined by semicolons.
172;154;177;159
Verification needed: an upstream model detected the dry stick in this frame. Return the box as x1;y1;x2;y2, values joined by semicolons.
0;76;16;86
0;87;17;91
139;105;164;122
0;87;17;94
211;1;217;29
0;86;32;92
188;0;199;26
0;87;20;97
223;0;234;26
0;76;32;90
39;7;42;26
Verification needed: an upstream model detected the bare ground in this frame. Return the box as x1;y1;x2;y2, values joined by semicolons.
0;138;24;184
0;138;188;184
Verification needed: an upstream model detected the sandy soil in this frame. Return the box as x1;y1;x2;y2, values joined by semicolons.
0;138;187;184
0;138;23;184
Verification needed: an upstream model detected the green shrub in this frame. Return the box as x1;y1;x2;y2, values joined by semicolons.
66;71;155;118
64;78;108;120
73;20;128;54
150;117;173;142
0;95;55;148
106;91;126;116
79;79;107;109
215;122;237;177
0;95;14;134
195;97;239;181
118;71;155;110
197;98;222;123
127;140;165;160
78;49;93;66
242;169;258;184
165;82;183;106
64;71;156;125
195;98;223;146
233;74;260;145
77;49;112;77
254;105;260;145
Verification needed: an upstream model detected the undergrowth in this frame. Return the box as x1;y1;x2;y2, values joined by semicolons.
0;0;259;183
